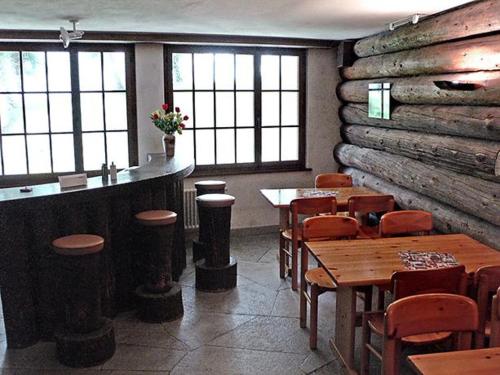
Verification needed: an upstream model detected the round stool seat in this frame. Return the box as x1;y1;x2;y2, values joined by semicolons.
135;210;177;226
196;194;235;208
194;180;226;191
52;234;104;256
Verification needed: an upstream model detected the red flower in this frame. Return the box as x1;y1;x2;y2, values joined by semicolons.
180;123;186;129
162;103;169;110
175;107;180;113
152;113;159;120
183;115;189;121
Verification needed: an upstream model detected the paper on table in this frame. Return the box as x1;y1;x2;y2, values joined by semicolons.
399;251;459;270
302;190;337;198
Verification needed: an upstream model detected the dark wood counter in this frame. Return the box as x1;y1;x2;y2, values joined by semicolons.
0;153;194;348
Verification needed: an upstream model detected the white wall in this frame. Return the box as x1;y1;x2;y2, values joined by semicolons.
135;45;342;229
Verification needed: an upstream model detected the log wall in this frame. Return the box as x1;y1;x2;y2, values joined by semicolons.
335;0;500;249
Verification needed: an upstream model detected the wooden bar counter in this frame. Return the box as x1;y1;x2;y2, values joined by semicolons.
0;153;194;348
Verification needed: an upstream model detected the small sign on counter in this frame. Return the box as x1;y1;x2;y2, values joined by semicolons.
58;173;88;189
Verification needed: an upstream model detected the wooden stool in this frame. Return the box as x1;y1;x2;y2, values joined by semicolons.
134;210;183;323
193;180;226;262
195;194;237;292
52;234;115;367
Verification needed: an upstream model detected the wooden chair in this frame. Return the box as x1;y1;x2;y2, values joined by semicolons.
300;215;358;349
473;265;500;348
361;266;468;375
490;287;500;347
348;195;395;239
279;197;337;291
314;173;353;188
381;294;478;375
377;210;433;309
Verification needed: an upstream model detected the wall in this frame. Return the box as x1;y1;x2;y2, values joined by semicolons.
135;45;342;229
335;0;500;248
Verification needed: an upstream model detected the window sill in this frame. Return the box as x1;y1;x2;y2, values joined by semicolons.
190;164;312;178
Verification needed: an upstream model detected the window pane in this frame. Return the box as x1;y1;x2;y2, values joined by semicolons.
81;93;104;131
216;92;234;128
25;93;49;133
281;56;299;90
262;92;279;126
27;134;51;173
82;132;105;170
2;135;27;174
105;93;127;130
178;129;194;161
173;92;193;128
172;53;193;90
281;127;299;161
22;52;46;92
236;55;253;90
52;134;75;173
236;92;254;127
195;92;214;128
194;53;213;90
0;94;24;134
195;129;214;165
0;51;21;92
281;92;298;125
215;53;234;90
216;129;235;164
78;52;102;91
261;128;279;162
261;55;279;90
236;129;254;163
47;52;71;91
106;131;129;168
103;52;126;91
49;93;73;132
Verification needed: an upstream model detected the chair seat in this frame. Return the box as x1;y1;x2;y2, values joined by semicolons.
281;226;303;242
367;312;452;345
135;210;177;226
305;268;336;289
52;234;104;256
357;225;381;239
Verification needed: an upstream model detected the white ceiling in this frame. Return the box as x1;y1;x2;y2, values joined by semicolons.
0;0;472;40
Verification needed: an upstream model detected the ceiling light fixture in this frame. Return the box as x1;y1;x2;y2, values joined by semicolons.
59;20;84;48
388;14;424;31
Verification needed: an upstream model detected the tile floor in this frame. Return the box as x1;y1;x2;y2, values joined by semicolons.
0;232;425;374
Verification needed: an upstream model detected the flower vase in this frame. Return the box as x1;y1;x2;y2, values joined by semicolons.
163;134;176;157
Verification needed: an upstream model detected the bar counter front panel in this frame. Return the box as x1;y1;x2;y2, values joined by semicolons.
0;153;194;348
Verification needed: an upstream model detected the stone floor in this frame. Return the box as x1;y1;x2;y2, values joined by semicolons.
0;232;428;374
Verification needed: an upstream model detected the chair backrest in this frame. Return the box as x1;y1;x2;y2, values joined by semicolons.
302;215;358;241
315;173;353;188
473;265;500;348
382;294;478;375
391;265;467;300
348;195;395;223
490;287;500;347
380;210;433;237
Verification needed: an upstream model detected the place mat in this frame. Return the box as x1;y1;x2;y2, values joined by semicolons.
302;190;337;198
399;251;459;270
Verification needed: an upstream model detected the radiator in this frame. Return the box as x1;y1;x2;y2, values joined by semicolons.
183;189;199;229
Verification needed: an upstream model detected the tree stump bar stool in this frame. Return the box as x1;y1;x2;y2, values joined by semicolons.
52;234;115;368
193;180;226;262
195;194;237;292
134;210;184;323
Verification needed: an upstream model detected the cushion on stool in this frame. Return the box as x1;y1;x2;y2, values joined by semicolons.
135;210;177;226
52;234;104;256
194;180;226;191
196;193;235;208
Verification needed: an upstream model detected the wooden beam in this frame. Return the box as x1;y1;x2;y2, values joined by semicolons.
354;0;500;57
345;167;500;250
334;143;500;226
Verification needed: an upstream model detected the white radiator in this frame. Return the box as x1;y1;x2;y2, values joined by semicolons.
183;189;199;229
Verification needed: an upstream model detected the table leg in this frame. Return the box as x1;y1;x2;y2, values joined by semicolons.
279;208;289;230
331;285;358;375
277;207;290;274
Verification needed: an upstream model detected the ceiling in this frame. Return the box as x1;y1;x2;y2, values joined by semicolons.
0;0;472;40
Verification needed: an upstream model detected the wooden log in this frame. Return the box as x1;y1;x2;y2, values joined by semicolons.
340;103;500;141
344;167;500;250
354;0;500;57
334;143;500;226
341;125;500;181
338;71;500;105
344;34;500;79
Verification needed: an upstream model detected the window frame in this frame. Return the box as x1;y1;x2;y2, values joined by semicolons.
0;42;138;187
164;44;307;176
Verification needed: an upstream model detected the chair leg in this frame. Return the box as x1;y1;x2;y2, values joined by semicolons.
310;284;319;350
279;235;285;279
361;313;371;375
291;243;298;291
378;288;385;311
364;286;373;312
300;247;309;328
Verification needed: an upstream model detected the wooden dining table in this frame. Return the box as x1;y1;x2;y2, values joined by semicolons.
408;347;500;375
304;233;500;375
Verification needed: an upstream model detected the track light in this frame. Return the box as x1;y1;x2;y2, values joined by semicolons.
59;20;84;48
388;14;424;31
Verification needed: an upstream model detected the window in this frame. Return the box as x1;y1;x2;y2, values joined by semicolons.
0;43;137;182
165;46;305;174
